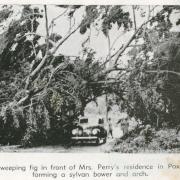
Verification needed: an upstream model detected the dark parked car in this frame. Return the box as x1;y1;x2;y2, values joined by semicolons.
71;117;107;145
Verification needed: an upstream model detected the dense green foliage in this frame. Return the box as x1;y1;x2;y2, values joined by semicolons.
116;28;180;128
0;5;107;146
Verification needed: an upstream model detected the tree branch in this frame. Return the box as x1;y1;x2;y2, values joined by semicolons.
104;67;128;75
24;6;50;90
89;80;123;84
50;23;81;55
48;9;68;30
146;70;180;77
114;19;152;65
132;5;137;31
44;5;50;52
25;21;81;89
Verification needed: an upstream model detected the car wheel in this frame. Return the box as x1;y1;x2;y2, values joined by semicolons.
96;138;100;145
103;137;107;144
69;140;74;146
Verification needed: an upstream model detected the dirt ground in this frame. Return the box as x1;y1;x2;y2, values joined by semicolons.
0;138;116;153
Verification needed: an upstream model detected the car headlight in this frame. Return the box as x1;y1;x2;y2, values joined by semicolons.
92;129;99;135
78;130;83;135
72;129;78;135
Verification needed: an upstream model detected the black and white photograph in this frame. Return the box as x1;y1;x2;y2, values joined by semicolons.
0;4;180;153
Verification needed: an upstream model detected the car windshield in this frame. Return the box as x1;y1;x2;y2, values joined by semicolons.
79;118;88;124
